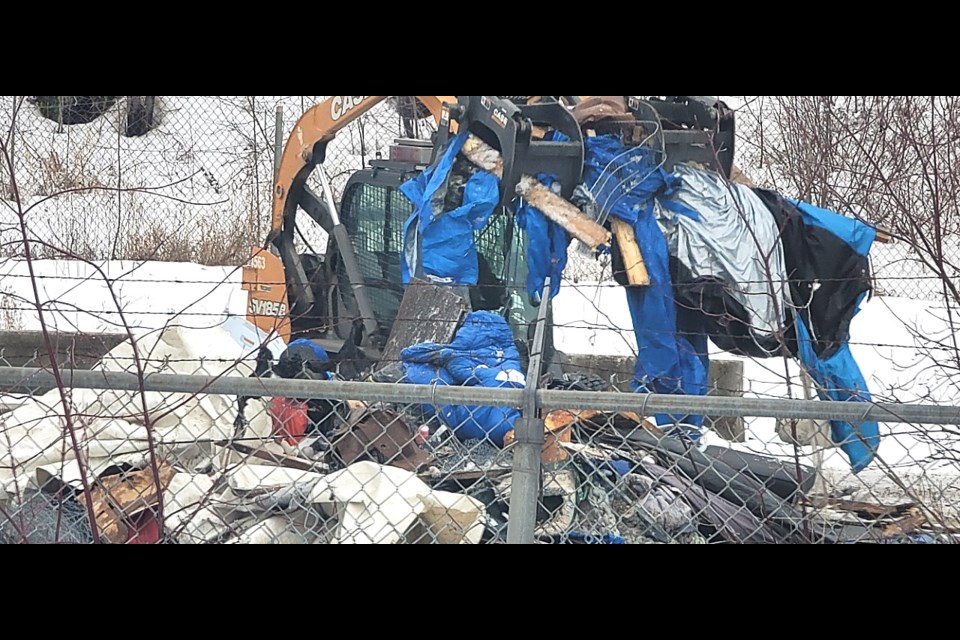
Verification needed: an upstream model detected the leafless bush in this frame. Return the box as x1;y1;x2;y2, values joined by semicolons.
738;95;960;469
0;101;263;543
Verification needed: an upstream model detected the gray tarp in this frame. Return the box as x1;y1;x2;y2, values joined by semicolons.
655;165;790;345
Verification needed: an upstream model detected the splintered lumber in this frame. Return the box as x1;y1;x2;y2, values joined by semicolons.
217;440;330;474
86;463;177;544
881;508;927;539
729;164;756;188
461;136;611;250
611;218;650;286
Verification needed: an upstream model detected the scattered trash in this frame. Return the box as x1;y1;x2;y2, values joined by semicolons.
83;463;177;544
328;406;432;472
0;98;932;544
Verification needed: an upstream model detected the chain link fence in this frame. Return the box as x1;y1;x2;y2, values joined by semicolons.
2;307;960;545
0;96;428;265
2;96;960;543
0;95;946;300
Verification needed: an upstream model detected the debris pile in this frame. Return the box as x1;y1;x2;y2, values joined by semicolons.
0;96;947;544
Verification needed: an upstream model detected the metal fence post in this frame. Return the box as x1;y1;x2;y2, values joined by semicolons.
273;106;284;185
507;276;551;545
7;96;14;199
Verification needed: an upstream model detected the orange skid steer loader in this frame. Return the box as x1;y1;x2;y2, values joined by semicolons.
243;96;736;374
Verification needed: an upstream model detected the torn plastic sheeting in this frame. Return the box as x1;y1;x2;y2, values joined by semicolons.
0;322;278;501
790;200;878;473
656;164;790;345
582;135;707;427
751;191;879;473
175;506;233;545
308;461;485;544
161;483;254;544
419;491;488;544
753;190;875;359
401;311;524;446
162;472;217;538
227;514;326;545
400;131;500;287
792;200;876;258
227;464;327;496
791;200;877;474
217;454;481;544
515;173;570;304
795;318;879;474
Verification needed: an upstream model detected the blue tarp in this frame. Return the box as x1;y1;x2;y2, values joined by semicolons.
795;318;879;474
400;311;524;446
515;174;570;304
791;200;879;474
400;131;500;286
287;338;331;363
583;135;708;427
792;200;877;257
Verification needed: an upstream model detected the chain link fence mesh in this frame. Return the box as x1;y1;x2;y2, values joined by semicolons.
1;96;430;265
2;96;960;544
2;349;958;544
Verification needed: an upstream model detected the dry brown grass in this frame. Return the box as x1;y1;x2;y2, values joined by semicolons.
120;208;262;266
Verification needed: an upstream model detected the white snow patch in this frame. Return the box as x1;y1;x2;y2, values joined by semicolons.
554;281;960;490
0;258;246;336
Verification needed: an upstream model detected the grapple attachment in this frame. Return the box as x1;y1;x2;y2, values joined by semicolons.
437;96;585;204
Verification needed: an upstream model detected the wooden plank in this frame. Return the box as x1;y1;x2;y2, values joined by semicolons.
217;440;330;474
85;463;176;544
881;509;927;538
378;278;468;367
729;164;756;188
822;498;916;520
611;218;650;286
461;136;611;251
515;177;612;251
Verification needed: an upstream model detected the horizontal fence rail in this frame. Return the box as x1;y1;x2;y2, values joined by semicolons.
2;367;960;425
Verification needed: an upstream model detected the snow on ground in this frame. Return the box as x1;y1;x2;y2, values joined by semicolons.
0;97;414;261
553;280;960;506
0;258;246;336
0;259;280;414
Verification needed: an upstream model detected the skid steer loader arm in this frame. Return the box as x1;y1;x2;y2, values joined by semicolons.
247;97;454;344
246;96;591;349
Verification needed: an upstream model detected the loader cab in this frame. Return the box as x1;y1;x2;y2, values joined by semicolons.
320;139;539;354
